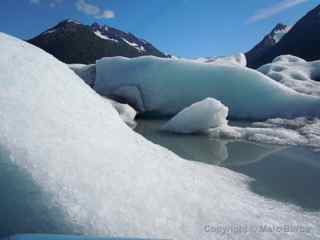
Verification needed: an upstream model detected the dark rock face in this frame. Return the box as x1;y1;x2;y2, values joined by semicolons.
246;4;320;68
246;23;290;68
28;19;167;64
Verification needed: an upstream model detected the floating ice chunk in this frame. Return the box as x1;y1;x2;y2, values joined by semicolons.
69;64;96;87
210;118;320;148
258;55;320;96
1;33;320;240
162;98;228;134
95;56;320;120
164;98;320;148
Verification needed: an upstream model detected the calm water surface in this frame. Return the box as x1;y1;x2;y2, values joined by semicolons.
135;118;320;212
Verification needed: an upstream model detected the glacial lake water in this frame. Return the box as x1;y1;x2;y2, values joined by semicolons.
135;118;320;212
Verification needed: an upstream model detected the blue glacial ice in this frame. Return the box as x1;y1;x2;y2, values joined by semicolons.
95;56;320;120
258;55;320;96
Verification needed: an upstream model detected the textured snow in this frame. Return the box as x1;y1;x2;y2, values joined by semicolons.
94;30;119;42
95;56;320;120
258;55;320;96
162;98;228;134
69;64;96;87
1;32;320;239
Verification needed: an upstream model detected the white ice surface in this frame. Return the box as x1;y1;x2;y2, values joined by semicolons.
210;117;320;149
258;55;320;96
95;56;320;120
208;53;247;67
0;33;320;240
182;53;247;67
160;96;320;148
162;98;228;134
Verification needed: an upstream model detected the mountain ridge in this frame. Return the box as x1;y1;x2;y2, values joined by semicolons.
28;19;167;64
246;4;320;68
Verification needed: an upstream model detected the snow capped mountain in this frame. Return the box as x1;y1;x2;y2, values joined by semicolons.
246;4;320;68
270;24;291;44
28;19;167;64
91;22;154;53
245;23;290;68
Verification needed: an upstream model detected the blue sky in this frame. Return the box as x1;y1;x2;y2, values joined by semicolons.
0;0;318;58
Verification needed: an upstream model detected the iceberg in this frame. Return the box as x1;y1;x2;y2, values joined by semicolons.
1;33;320;239
258;55;320;96
69;64;136;127
69;63;96;87
210;117;320;149
162;98;228;133
95;56;320;120
161;98;320;149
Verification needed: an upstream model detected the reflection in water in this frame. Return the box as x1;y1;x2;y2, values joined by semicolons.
135;119;283;166
135;118;320;211
231;147;320;211
135;119;229;164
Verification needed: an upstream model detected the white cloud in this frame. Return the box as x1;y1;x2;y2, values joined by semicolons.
96;10;115;19
247;0;308;23
29;0;63;7
76;0;115;19
76;0;99;16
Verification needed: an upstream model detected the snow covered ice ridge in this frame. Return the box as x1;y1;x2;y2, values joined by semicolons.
188;53;247;67
1;32;320;239
95;56;320;120
206;53;247;67
258;55;320;96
